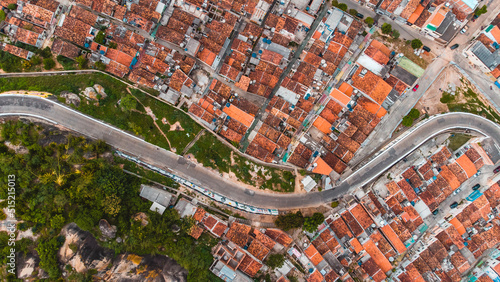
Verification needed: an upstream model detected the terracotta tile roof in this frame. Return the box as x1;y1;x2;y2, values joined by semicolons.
350;238;363;253
324;270;339;282
212;222;227;237
156;26;184;45
397;179;418;202
449;217;466;235
341;210;364;237
197;47;217;67
450;251;470;273
223;104;255;127
390;218;412;242
361;258;386;281
226;222;251;247
202;215;217;230
304;244;323;266
385;181;399;195
456;154;477;178
448;162;468;183
329;217;352;239
189;225;204;239
193;207;206;222
484;183;500;208
349;203;374;229
307;269;324;282
253;229;276;249
247;239;270;261
106;60;129;77
239;254;262;277
1;44;31;60
265;228;292;247
414;9;431;28
381;224;407;254
69;5;97;26
312;157;333;175
51;39;81;59
386;195;403;215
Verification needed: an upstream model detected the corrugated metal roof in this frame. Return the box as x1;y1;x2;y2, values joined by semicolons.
471;41;500;70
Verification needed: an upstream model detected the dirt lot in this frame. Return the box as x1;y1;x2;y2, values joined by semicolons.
373;32;433;69
415;65;462;115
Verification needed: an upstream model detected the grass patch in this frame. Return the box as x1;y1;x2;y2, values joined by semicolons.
0;73;201;152
187;134;295;192
448;133;472;151
114;156;180;189
440;86;500;124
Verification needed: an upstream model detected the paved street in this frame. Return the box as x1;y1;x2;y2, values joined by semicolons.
2;95;500;210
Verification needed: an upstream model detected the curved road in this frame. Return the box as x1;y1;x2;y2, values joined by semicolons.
2;95;500;209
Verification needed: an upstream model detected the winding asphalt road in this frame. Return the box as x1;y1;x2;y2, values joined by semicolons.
2;94;500;209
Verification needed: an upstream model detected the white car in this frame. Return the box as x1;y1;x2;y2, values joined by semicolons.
461;26;468;34
453;187;461;195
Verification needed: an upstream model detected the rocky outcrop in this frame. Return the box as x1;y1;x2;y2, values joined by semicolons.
60;91;81;106
81;84;107;101
99;219;117;239
59;223;188;281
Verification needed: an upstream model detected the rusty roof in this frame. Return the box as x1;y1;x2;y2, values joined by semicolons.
448;162;468;183
349;203;374;230
239;254;262;277
390;218;412;242
193;207;206;222
329;217;353;240
247;239;270;261
226;222;251;247
307;269;324;282
69;5;97;26
341;210;364;237
51;39;81;59
265;228;293;247
202;215;217;230
189;225;204;239
211;222;227;237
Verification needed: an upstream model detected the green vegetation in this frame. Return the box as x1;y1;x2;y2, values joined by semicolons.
381;23;392;34
37;47;52;59
440;85;500;124
0;50;24;72
187;134;295;192
275;211;304;231
338;3;348;11
265;254;285;269
94;31;106;44
331;201;339;208
402;108;420;127
448;133;472;151
94;61;107;71
364;17;374;27
392;29;400;39
109;42;118;49
30;55;42;66
0;10;6;22
114;157;179;188
7;3;17;9
0;121;219;281
475;5;487;16
120;94;138;111
75;55;88;69
303;213;325;233
411;39;423;49
348;9;357;16
57;55;76;70
43;57;55;70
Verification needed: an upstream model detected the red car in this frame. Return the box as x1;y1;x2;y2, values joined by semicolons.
412;84;419;91
494;166;500;173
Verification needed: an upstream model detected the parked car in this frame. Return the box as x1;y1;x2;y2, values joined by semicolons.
460;26;468;34
356;13;364;19
412;84;419;91
453;187;461;195
450;44;459;50
423;46;431;52
432;209;439;215
472;184;481;190
450;202;459;209
494;166;500;173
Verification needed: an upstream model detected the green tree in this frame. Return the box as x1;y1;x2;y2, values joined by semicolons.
381;23;392;34
475;5;487;16
94;31;106;44
120;95;138;111
303;212;324;233
364;17;374;26
338;3;348;11
50;214;65;230
402;115;414;127
332;0;339;7
30;55;42;65
408;108;420;119
38;47;52;58
0;10;6;22
109;41;118;49
392;29;400;39
411;39;423;49
94;61;106;71
7;3;17;9
275;211;304;231
37;237;63;278
75;55;88;69
266;254;285;269
349;9;357;16
43;58;55;70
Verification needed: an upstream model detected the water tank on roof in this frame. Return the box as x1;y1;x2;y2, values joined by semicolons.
258;50;263;54
212;118;216;122
84;43;90;48
226;102;230;107
185;48;188;51
100;50;105;54
313;151;319;157
252;53;257;58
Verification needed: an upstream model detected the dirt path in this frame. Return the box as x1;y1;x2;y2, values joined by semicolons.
126;88;172;150
181;129;205;155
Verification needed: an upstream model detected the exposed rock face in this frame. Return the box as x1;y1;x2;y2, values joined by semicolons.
59;223;188;281
99;219;117;239
60;91;81;106
17;252;42;279
133;212;149;227
81;85;107;101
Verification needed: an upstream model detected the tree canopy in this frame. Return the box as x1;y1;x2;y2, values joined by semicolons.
303;213;325;233
475;5;487;16
381;23;392;34
338;3;348;11
364;17;374;26
411;39;423;49
275;211;304;231
266;254;285;269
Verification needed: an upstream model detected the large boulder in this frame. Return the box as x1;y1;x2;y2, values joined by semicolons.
60;91;81;107
81;85;107;101
99;219;117;239
93;84;107;99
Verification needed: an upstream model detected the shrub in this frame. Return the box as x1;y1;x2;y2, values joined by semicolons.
364;17;374;26
338;3;348;11
381;23;392;34
120;95;138;111
43;58;55;70
94;31;106;44
30;55;42;65
408;108;420;119
392;29;400;39
332;0;339;6
275;211;304;231
475;5;487;16
349;9;357;16
303;213;325;233
266;254;285;269
109;42;118;49
411;39;423;49
0;10;5;22
402;115;414;127
7;3;17;9
331;201;339;208
94;61;106;71
37;47;52;58
75;55;88;69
